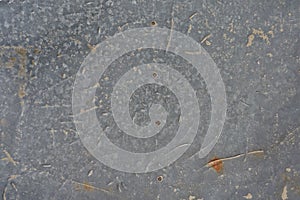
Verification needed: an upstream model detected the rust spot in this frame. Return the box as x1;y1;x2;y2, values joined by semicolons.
207;157;223;173
155;120;161;126
152;72;157;78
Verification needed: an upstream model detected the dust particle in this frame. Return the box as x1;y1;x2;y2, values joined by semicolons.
189;195;196;200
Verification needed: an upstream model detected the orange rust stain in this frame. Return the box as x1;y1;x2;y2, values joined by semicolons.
208;157;223;173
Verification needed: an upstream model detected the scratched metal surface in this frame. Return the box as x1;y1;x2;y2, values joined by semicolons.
0;0;300;199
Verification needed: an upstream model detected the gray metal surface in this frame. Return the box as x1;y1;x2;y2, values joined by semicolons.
0;0;299;199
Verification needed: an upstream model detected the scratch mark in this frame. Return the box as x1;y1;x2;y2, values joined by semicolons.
200;34;212;43
73;181;112;194
189;12;198;20
2;150;18;166
281;185;288;200
166;18;174;52
2;185;7;200
184;50;204;55
187;24;192;34
11;182;17;191
73;106;98;117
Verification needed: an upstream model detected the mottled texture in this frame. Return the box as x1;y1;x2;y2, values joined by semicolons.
0;0;299;199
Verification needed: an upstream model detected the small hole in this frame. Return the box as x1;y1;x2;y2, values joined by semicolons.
152;72;157;78
151;21;157;26
155;121;161;126
157;176;163;182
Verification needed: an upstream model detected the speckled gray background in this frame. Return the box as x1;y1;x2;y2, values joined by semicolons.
0;0;299;199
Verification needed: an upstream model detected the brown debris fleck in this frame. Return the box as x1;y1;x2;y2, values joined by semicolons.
206;150;264;173
207;157;223;173
155;121;161;126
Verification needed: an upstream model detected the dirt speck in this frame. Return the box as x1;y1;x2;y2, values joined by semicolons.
188;195;196;200
247;28;273;47
243;193;253;199
18;84;26;99
87;43;96;53
246;34;255;47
